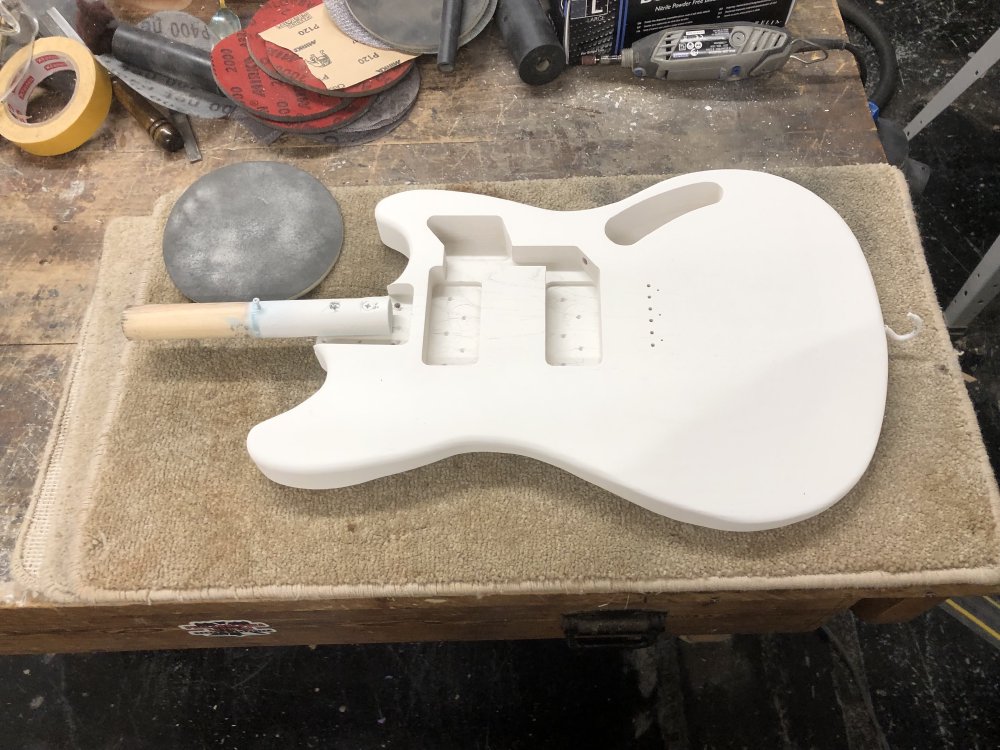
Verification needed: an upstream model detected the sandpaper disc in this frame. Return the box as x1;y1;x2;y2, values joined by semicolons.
250;0;414;96
323;0;392;48
163;163;344;302
303;65;419;146
307;113;409;147
98;12;235;119
247;92;374;133
245;6;285;79
341;0;496;54
266;40;414;96
230;109;283;144
211;31;349;122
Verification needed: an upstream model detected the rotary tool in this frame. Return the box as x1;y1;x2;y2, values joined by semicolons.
581;23;864;82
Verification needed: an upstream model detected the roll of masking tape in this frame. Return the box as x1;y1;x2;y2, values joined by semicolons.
0;37;112;156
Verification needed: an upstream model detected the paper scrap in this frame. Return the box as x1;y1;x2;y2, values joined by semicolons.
259;6;416;91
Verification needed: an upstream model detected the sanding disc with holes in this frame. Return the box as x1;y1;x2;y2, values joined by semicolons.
250;0;414;96
98;12;235;119
230;109;284;144
323;0;391;48
211;31;349;122
163;163;344;302
341;0;496;54
304;65;419;146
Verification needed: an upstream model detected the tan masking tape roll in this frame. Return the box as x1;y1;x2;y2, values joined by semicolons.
0;37;112;156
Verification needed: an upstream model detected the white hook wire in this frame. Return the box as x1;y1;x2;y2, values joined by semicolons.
885;312;923;342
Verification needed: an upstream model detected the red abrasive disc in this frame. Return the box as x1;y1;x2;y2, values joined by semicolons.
211;31;349;122
245;0;292;79
246;93;374;133
250;0;415;97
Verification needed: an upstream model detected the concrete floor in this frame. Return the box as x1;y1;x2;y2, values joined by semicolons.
3;1;1000;747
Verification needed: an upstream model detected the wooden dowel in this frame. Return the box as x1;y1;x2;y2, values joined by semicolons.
123;302;252;340
122;297;394;341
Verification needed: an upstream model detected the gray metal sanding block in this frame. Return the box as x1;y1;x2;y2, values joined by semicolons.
163;163;344;302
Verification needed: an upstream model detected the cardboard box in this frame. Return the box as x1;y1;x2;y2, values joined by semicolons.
549;0;797;63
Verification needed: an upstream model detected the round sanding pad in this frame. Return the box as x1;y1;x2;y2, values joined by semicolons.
211;31;348;122
250;0;414;96
323;0;391;48
163;163;344;302
342;0;496;54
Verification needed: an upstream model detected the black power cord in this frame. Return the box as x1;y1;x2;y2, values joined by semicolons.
828;0;929;191
796;37;871;86
792;1;898;109
836;0;899;108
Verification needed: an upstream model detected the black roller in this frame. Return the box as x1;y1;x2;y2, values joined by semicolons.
496;0;565;85
438;0;464;72
112;23;222;95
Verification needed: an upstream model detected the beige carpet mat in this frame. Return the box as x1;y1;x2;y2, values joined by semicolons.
14;164;1000;603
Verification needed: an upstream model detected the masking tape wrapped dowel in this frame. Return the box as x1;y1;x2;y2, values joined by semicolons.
122;297;394;340
0;37;111;156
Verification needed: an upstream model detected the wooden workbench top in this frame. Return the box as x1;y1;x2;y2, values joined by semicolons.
0;1;906;651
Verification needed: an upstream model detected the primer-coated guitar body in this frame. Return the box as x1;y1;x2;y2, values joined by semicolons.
247;170;888;531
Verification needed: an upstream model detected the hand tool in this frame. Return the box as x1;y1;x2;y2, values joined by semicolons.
109;75;184;151
170;112;202;162
581;23;864;82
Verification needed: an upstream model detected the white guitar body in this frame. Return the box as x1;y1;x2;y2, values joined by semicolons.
247;170;888;531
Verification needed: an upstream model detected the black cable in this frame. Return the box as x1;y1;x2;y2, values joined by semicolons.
836;0;899;108
843;42;871;90
799;37;870;88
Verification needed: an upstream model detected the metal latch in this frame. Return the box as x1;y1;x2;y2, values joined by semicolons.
562;609;667;649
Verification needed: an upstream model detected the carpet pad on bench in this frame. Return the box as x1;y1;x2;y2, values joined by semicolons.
14;165;1000;602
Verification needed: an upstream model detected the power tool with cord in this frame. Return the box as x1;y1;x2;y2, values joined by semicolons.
580;23;866;83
